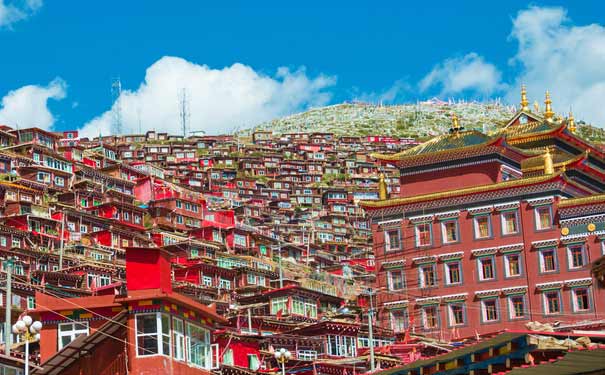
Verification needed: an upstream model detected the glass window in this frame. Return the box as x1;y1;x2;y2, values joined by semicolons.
544;291;561;315
535;206;552;230
387;269;405;291
270;296;288;315
481;299;498;322
135;313;170;356
58;322;89;350
504;253;521;277
390;309;408;333
474;215;491;239
186;322;210;368
415;223;432;247
448;303;465;326
173;318;185;361
478;257;495;281
508;295;526;319
567;245;586;269
501;211;519;235
419;264;436;288
385;229;401;251
539;249;557;273
441;220;459;243
422;306;439;329
572;288;590;312
444;261;462;285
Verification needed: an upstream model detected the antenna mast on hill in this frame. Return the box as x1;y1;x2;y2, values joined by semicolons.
179;88;190;137
111;77;123;136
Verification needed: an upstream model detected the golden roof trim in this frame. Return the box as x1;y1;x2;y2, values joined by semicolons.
558;194;605;208
521;152;587;173
359;173;563;209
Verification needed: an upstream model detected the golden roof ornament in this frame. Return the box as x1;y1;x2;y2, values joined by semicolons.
449;113;464;135
378;173;388;200
520;85;529;111
568;111;576;133
544;91;555;122
543;147;554;175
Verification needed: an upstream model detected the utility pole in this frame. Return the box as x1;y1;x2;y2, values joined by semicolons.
277;242;283;288
367;288;375;372
111;78;123;136
179;88;190;137
58;211;65;270
4;258;13;355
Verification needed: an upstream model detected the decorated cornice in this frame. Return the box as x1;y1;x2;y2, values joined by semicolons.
526;196;554;207
408;214;434;224
474;289;501;299
383;299;409;309
377;218;403;227
498;243;524;253
439;252;464;261
442;293;468;302
471;247;498;257
382;259;406;269
531;239;559;249
494;201;520;211
501;286;528;295
467;205;493;216
535;281;563;291
435;210;460;220
559;193;605;208
560;213;605;227
564;278;592;287
411;255;437;264
415;296;441;305
560;234;588;244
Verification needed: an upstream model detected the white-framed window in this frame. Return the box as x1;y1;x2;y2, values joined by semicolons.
135;313;171;356
11;238;19;248
571;287;591;312
504;253;522;278
501;210;519;235
0;237;6;247
202;276;212;287
473;215;491;239
535;206;552;230
218;278;231;290
327;335;357;357
419;264;437;288
508;295;526;320
477;256;495;281
172;318;185;361
297;350;318;361
448;303;465;326
58;322;89;349
539;248;557;273
247;274;257;285
186;322;211;368
387;269;405;291
270;296;288;315
421;305;439;329
441;220;459;244
384;229;401;251
390;308;408;333
543;290;562;315
444;261;462;285
567;245;586;270
415;223;432;247
480;299;499;322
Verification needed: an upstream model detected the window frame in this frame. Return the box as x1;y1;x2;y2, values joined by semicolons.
384;228;402;252
571;287;592;313
477;255;496;281
135;312;171;357
387;268;406;291
507;294;527;320
534;205;553;231
500;210;520;236
473;214;492;240
443;260;462;286
503;253;523;278
58;321;89;350
440;219;460;244
418;263;437;289
538;248;558;274
480;298;500;323
543;290;563;316
567;244;587;270
447;302;466;327
414;222;433;247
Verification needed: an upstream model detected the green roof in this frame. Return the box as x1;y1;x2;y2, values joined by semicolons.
506;349;605;375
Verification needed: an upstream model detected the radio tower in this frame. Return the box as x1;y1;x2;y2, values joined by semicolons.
111;78;123;136
179;88;190;137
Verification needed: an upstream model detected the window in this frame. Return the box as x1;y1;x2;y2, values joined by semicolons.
297;350;318;361
327;335;357;357
176;215;183;224
173;318;185;361
385;229;401;251
481;299;498;322
387;269;405;291
270;296;288;315
567;245;586;269
504;253;522;277
448;303;465;326
572;288;590;312
135;313;170;356
54;176;64;187
27;296;35;310
419;264;436;288
501;211;519;235
247;274;257;285
390;309;408;333
474;215;491;239
0;237;6;247
507;295;526;319
539;249;557;273
415;223;432;247
422;305;439;329
58;322;89;349
248;354;260;371
478;257;495;281
544;291;561;315
218;278;231;290
535;206;552;230
441;220;459;243
186;322;211;368
444;261;462;285
202;276;212;287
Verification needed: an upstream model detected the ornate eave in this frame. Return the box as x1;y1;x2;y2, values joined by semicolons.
501;286;528;295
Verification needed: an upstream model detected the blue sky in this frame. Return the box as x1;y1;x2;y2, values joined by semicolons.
1;1;605;135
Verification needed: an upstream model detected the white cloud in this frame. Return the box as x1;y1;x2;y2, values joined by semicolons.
506;6;605;125
0;0;43;28
419;53;504;96
354;80;411;104
80;57;335;137
0;78;66;130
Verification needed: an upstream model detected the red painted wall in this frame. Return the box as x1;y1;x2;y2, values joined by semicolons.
126;248;172;292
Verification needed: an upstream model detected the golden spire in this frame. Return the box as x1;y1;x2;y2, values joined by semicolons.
378;173;388;200
543;147;554;175
520;85;529;111
544;91;555;122
449;113;463;135
568;111;576;133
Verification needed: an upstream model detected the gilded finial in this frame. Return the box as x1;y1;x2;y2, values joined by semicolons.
568;111;576;133
543;147;554;175
378;173;388;200
544;91;555;122
520;85;529;111
449;113;464;135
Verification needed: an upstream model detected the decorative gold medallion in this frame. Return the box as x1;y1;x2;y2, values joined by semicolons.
561;227;570;236
587;223;596;232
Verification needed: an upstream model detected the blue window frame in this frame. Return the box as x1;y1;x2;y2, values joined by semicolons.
506;294;527;320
